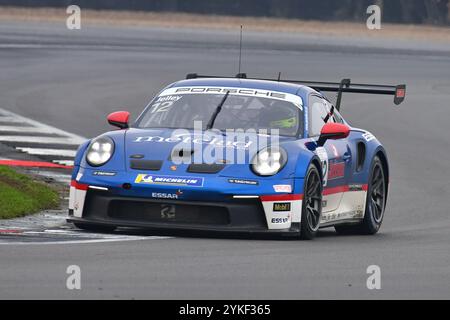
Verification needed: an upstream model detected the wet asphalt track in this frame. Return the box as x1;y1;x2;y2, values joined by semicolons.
0;21;449;299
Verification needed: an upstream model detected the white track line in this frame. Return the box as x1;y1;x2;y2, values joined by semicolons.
0;110;174;245
0;108;86;144
0;237;169;245
16;147;77;157
41;229;170;239
0;125;63;134
0;229;171;245
53;160;75;166
0;136;80;145
24;230;149;238
0;107;85;183
30;170;71;184
0;116;30;124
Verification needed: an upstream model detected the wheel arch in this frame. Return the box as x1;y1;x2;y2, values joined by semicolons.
71;140;90;180
374;147;389;207
310;156;323;182
292;151;323;195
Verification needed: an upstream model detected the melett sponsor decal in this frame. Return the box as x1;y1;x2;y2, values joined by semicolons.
133;133;253;150
135;174;204;187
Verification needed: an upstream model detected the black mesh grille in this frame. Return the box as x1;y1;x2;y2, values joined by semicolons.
82;190;267;229
109;200;230;225
130;159;162;170
187;163;225;173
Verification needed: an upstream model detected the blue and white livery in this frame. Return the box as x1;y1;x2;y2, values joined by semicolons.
68;75;405;239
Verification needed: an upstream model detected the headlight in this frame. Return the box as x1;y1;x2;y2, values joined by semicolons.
251;146;287;176
86;136;114;167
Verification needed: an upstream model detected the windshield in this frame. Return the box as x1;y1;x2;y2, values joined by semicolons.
136;87;303;137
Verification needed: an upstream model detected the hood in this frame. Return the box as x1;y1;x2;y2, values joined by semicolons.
124;128;296;163
95;128;311;179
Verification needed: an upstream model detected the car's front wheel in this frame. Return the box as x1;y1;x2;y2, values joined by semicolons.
335;156;387;235
300;164;323;240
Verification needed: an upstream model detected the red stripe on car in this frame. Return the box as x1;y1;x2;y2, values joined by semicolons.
70;180;88;191
260;194;303;201
323;184;369;195
260;184;369;201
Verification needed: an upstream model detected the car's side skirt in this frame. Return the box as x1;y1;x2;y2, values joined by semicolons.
319;218;362;228
319;185;367;226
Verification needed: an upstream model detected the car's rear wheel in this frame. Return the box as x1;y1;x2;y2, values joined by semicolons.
73;222;116;233
335;156;386;235
300;164;323;240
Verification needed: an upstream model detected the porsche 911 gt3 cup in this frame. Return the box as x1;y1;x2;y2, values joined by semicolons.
68;74;405;239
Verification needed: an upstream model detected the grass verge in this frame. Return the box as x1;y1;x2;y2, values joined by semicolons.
0;166;59;219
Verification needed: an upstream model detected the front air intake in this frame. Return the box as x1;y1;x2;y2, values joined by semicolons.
130;159;162;171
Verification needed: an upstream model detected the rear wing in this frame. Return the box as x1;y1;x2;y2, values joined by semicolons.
185;73;406;110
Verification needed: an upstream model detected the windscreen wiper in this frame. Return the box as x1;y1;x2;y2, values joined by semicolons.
206;91;230;130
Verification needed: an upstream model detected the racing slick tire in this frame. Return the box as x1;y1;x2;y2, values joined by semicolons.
335;156;386;235
300;164;323;240
73;222;116;233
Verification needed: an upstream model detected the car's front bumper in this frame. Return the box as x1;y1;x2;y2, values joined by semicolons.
67;187;302;235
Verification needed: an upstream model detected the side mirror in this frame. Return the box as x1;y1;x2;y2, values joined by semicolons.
317;123;350;146
107;111;130;129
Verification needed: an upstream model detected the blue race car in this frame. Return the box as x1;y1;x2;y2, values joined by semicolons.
67;74;405;239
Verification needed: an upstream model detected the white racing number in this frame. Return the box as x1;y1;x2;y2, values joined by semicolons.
150;95;182;113
362;132;375;142
151;101;174;113
316;147;329;187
